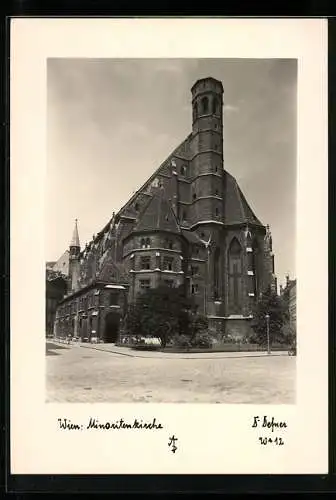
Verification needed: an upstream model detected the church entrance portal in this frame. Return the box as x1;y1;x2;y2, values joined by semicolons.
104;312;120;343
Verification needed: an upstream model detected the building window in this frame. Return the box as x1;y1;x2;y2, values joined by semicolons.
141;237;151;249
180;165;187;176
213;246;220;299
140;279;150;290
109;292;119;306
215;166;218;172
201;96;209;114
163;257;173;271
192;193;196;200
191;283;199;294
193;102;198;121
212;97;218;114
191;266;199;276
164;279;174;288
228;237;243;313
140;256;151;270
182;210;187;221
215;208;219;216
164;238;173;250
215;189;219;196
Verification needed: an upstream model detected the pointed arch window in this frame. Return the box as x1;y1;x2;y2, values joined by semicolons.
251;238;259;294
228;237;243;314
213;247;220;300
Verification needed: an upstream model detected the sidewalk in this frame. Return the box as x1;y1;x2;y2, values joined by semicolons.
78;342;288;360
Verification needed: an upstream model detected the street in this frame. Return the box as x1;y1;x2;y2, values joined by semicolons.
46;342;296;404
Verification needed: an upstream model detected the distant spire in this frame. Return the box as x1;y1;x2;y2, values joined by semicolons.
70;219;80;248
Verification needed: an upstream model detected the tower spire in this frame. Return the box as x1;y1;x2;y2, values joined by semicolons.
70;219;80;249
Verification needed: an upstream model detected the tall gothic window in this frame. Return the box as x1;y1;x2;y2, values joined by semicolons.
228;238;243;314
213;247;220;300
252;238;259;294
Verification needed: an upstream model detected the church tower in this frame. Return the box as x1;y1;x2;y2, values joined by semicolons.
69;219;80;292
190;77;224;229
190;78;225;315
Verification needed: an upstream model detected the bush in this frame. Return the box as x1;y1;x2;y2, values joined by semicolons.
192;332;213;349
173;334;192;349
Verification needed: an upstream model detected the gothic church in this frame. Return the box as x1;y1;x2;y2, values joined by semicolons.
54;77;277;343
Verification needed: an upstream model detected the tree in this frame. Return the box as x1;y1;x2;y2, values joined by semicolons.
124;284;195;348
282;322;296;346
250;287;289;346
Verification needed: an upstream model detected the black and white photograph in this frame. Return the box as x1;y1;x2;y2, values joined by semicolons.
46;58;297;404
10;18;327;476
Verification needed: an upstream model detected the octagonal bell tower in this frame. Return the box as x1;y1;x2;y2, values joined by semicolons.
190;77;224;231
189;78;225;318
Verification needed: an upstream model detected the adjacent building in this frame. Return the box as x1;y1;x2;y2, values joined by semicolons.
53;77;277;342
46;266;68;337
280;275;297;332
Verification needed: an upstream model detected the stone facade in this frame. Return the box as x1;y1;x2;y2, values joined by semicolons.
53;77;277;342
280;276;297;333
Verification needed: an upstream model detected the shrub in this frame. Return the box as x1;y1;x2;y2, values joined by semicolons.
173;334;192;349
192;332;213;349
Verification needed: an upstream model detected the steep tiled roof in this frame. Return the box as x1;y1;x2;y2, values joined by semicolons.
117;135;192;219
181;230;203;245
134;188;180;234
52;250;70;275
224;172;262;226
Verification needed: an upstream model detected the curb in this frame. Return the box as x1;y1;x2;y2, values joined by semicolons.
78;344;290;361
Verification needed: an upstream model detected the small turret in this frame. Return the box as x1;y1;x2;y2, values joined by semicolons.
69;219;81;291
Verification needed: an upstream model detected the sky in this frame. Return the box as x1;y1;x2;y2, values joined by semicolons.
47;58;297;286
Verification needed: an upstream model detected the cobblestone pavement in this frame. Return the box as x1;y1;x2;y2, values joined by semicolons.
46;342;296;404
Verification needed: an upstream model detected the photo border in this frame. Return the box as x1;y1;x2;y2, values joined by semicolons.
4;14;334;494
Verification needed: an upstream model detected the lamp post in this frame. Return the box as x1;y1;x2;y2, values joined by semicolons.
265;313;270;355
